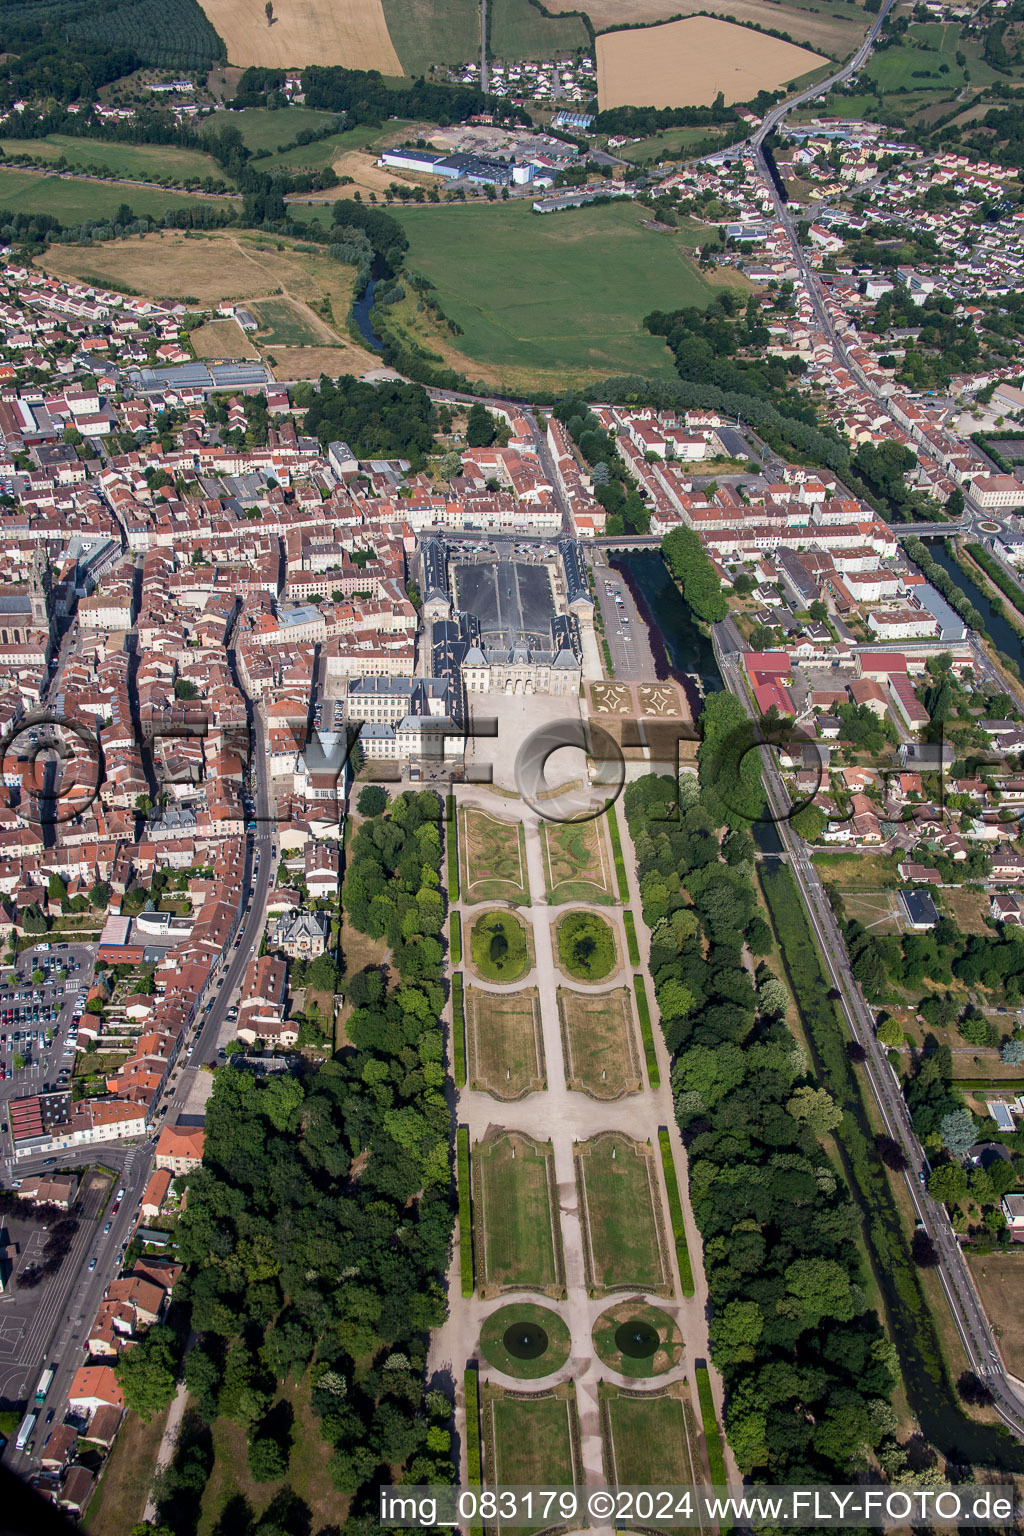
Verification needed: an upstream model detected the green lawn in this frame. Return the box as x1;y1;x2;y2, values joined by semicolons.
264;124;386;170
0;135;231;186
469;910;531;982
605;1392;694;1485
576;1134;669;1294
0;168;237;223
487;1390;577;1488
864;23;1014;94
474;1132;562;1293
393;199;714;388
202;107;341;151
617;125;736;164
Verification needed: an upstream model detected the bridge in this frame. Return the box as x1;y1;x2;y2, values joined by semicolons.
892;521;963;539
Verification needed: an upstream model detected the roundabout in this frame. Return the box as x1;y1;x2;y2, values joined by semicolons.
480;1302;572;1380
592;1301;682;1378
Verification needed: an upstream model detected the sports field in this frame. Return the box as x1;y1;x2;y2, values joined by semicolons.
575;1133;670;1295
460;806;530;905
597;17;827;110
0;135;232;187
541;818;615;905
393;200;718;391
0;169;236;225
466;986;545;1099
558;987;641;1100
198;0;402;72
474;1131;563;1295
603;1390;697;1485
485;1388;579;1492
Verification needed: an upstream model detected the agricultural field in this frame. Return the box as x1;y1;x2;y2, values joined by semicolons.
484;1386;580;1496
968;1253;1024;1375
189;318;259;358
575;1133;671;1295
473;1131;564;1295
197;0;402;72
541;818;615;905
489;0;589;61
46;0;224;71
468;908;533;983
391;200;725;393
596;17;827;111
0;169;236;226
558;986;641;1100
555;909;619;983
460;806;530;905
0;135;232;187
602;1388;697;1485
466;985;546;1099
550;0;871;59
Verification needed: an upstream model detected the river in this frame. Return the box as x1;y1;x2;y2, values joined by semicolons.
351;278;384;353
923;538;1024;671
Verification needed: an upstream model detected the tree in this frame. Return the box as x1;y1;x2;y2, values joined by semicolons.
940;1108;977;1162
786;1085;843;1137
116;1325;179;1421
911;1228;940;1266
135;794;153;816
928;1163;968;1205
12;1054;24;1071
757;976;788;1018
465;403;496;448
30;969;43;985
1002;1037;1024;1065
876;1017;903;1048
248;1435;287;1482
357;786;389;818
47;873;67;903
809;599;828;622
265;1;274;21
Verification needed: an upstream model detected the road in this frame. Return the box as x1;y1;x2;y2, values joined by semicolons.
2;645;277;1472
714;624;1024;1444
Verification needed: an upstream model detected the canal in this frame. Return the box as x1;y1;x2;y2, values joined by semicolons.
613;551;720;692
923;538;1024;671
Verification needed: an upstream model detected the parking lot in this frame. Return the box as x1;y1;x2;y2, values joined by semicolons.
0;946;95;1159
592;562;657;682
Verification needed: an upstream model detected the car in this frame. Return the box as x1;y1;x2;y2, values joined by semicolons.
88;1258;96;1271
103;1222;111;1235
44;1410;54;1425
117;1187;125;1200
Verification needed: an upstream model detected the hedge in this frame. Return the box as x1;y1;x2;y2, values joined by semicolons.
464;1362;483;1536
658;1127;694;1296
633;973;660;1091
623;909;641;967
695;1364;727;1485
450;910;462;968
447;799;460;902
457;1124;473;1297
967;542;1024;617
452;972;466;1090
606;803;630;902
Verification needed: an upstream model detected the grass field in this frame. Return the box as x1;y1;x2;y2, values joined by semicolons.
190;317;259;358
597;16;827;110
864;22;1010;93
474;1131;563;1295
460;806;530;905
575;1133;670;1295
552;0;870;58
485;1387;579;1496
0;134;232;187
0;168;236;225
252;295;328;346
812;851;901;890
603;1389;696;1484
264;124;386;171
542;818;615;905
202;107;340;151
466;985;545;1099
193;1378;340;1536
468;908;532;983
490;0;589;60
558;986;641;1099
392;200;724;392
84;1406;168;1535
840;890;903;936
617;124;738;163
198;0;402;72
938;887;993;935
